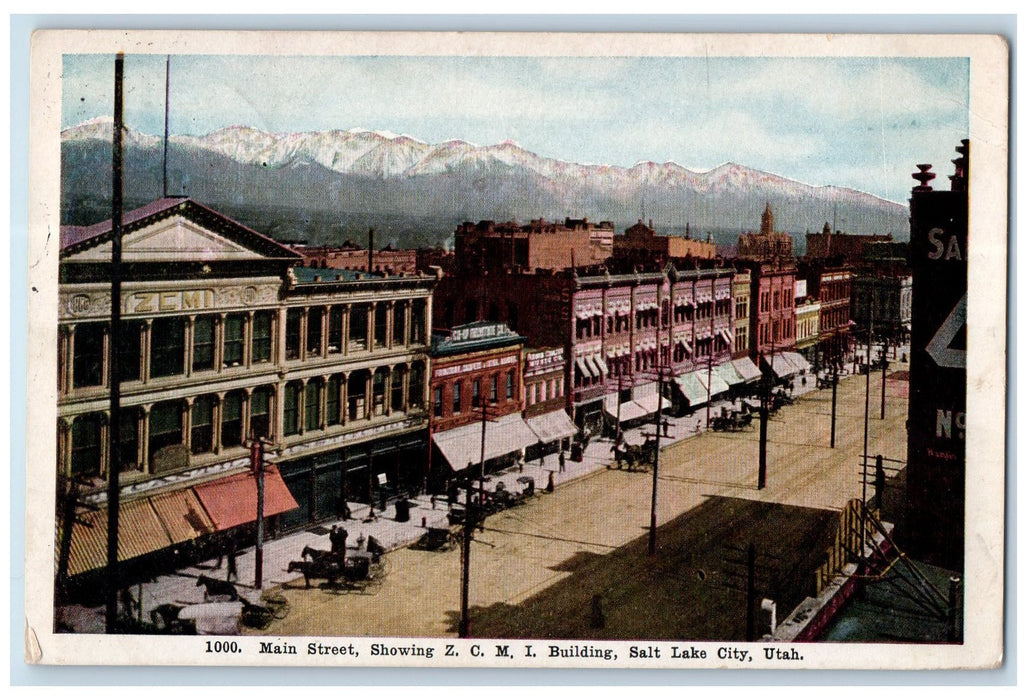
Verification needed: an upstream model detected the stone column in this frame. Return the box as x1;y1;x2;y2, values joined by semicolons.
183;397;194;452
299;308;309;361
384;366;393;416
386;301;395;350
213;393;224;454
367;303;376;350
58;417;73;477
244;311;253;368
101;325;110;388
242;388;252;442
320;375;329;430
60;326;72;395
320;308;329;358
140;405;151;473
276;308;288;366
340;372;349;426
404;301;413;346
365;372;373;420
402;363;411;412
185;315;195;377
342;305;350;355
298;378;308;435
215;314;226;371
99;413;110;479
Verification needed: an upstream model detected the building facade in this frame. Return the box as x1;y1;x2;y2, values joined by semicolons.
57;198;435;578
288;241;418;275
740;259;797;359
798;260;855;369
612;219;717;266
737;204;794;261
731;269;752;359
453;217;614;272
805;222;894;264
428;322;541;489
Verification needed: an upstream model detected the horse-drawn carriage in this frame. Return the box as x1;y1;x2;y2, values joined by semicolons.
611;437;657;471
286;542;386;590
710;410;754;432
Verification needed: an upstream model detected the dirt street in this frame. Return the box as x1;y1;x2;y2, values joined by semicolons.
248;367;909;640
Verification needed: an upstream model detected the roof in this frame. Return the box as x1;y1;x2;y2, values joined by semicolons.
290;266;381;284
60;197;303;261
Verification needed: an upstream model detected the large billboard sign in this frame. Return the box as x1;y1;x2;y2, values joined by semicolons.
905;142;969;571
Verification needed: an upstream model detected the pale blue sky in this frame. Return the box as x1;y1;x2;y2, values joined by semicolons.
62;54;969;204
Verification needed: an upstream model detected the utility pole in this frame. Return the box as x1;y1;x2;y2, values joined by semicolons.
647;365;666;556
250;438;266;590
459;478;473;638
829;366;839;448
105;52;125;634
880;337;889;420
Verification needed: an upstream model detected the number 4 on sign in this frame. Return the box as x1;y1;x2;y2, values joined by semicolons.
926;293;966;369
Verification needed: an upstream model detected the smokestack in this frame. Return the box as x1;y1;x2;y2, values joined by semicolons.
367;227;375;273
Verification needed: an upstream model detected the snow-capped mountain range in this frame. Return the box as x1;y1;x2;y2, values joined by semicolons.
61;117;910;245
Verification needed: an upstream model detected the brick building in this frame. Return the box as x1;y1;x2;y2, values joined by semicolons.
798;260;855;368
428;322;534;488
453;217;614;273
288;241;418;275
731;269;752;359
612;219;717;266
522;347;577;461
432;261;742;433
56;198;435;581
739;258;798;365
805;222;893;265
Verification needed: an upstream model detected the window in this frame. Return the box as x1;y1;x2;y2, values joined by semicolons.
506;371;514;400
349;304;368;351
453;382;462;414
328;306;344;354
391;367;405;412
392;302;406;345
347;373;367;421
374;304;388;348
285;309;302;360
250;387;272;439
408;363;425;408
70;413;103;478
117;407;139;471
472;379;481;409
306;308;323;357
283;382;301;436
326;375;342;426
191;316;215;372
151;317;185;378
251;311;273;363
433;386;443;418
221;392;243;448
490;375;498;404
305;380;322;431
223;314;245;367
149;400;183;464
191;396;215;454
73;322;105;388
411;300;426;344
118;320;144;382
372;370;387;415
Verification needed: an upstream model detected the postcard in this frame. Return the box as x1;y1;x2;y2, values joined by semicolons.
24;29;1008;669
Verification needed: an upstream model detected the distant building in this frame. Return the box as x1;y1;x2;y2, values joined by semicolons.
737;204;794;261
522;347;577;461
453;217;614;272
798;260;855;368
851;273;913;344
612;219;717;266
805;222;893;264
738;258;798;360
794;280;822;366
731;269;752;359
288;241;418;275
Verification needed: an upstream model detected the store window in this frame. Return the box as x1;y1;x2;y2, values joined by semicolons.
151;317;185;378
73;322;105;388
223;314;245;367
221;391;244;448
191;396;215;454
252;311;273;363
70;413;103;478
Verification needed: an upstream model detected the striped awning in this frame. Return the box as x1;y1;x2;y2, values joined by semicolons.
149;488;216;544
603;394;648;423
731;357;762;383
697;369;731;398
575;357;594;379
433;413;538;472
62;498;174;578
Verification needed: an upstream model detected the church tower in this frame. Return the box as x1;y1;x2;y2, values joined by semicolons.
760;203;774;235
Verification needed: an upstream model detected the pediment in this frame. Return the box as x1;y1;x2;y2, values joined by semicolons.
65;217;267;263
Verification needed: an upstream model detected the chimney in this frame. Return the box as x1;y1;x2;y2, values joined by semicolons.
367;227;375;273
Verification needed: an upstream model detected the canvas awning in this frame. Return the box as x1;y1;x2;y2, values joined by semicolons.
765;353;799;379
526;409;578;444
575;357;594;379
731;357;762;383
603;394;648;423
633;392;672;415
193;466;299;532
675;372;709;407
62;498;174;578
433;413;538;472
781;351;812;375
149;488;216;544
697;369;731;398
592;355;609;376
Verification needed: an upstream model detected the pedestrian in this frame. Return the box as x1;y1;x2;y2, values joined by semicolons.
213;532;224;569
517;456;524;473
225;532;238;583
546;471;554;493
430;494;437;510
558;450;566;473
379;492;387;514
356;532;366;551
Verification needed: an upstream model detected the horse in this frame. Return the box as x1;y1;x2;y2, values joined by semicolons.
301;545;338;564
195;574;239;601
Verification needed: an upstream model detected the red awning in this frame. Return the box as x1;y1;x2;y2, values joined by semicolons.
192;466;299;531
